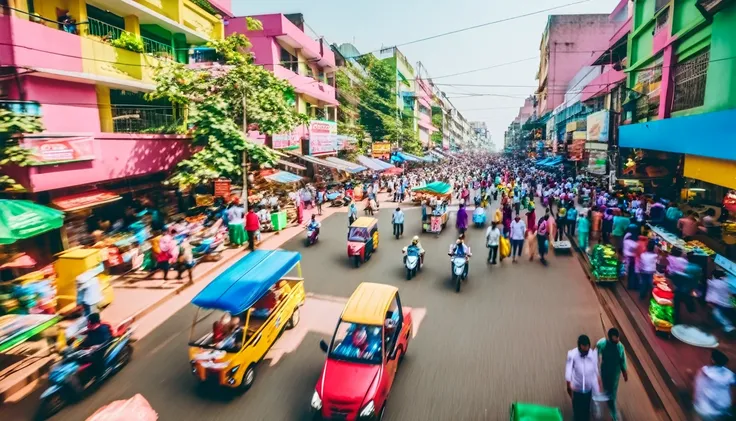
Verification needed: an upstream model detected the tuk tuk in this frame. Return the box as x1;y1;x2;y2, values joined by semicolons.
347;217;379;268
188;250;305;391
312;282;413;420
412;182;452;235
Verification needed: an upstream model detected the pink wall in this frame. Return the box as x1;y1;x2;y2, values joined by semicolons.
1;16;83;73
652;23;671;54
20;133;191;192
542;15;618;114
22;76;100;133
272;65;337;105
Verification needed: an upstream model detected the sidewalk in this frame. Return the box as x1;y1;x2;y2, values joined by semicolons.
567;224;736;421
0;203;347;403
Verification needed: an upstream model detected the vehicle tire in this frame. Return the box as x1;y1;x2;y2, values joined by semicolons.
114;344;133;372
239;364;256;392
36;390;67;421
286;308;300;330
406;267;412;280
378;404;386;420
454;274;461;293
353;256;361;268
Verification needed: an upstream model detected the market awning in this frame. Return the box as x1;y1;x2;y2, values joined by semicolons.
429;150;446;160
51;191;122;212
357;155;385;171
0;200;65;245
264;170;303;184
276;158;306;171
399;152;424;162
288;153;350;171
325;157;367;173
376;158;394;168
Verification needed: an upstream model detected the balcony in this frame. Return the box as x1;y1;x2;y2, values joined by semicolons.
110;105;181;133
272;65;337;106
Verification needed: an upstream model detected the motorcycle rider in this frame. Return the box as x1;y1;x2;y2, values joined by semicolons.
79;312;113;380
402;236;425;267
307;214;321;242
448;237;472;278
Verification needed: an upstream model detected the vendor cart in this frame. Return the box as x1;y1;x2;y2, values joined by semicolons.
510;402;562;421
412;182;452;235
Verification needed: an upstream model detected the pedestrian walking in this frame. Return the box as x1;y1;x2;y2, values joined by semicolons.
556;207;567;241
706;269;735;335
485;221;501;264
537;214;549;265
638;240;657;300
566;335;600;421
176;239;195;284
245;207;260;251
566;203;578;237
226;198;246;247
596;328;628;421
577;211;590;253
509;215;526;263
348;202;358;226
692;350;735;421
316;188;324;215
392;207;405;239
623;231;639;289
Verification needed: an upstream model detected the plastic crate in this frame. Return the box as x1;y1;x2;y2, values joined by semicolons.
510;402;563;421
271;211;287;231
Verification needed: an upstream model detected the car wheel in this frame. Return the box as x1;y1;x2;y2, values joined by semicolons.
240;364;256;392
286;308;300;329
378;404;386;420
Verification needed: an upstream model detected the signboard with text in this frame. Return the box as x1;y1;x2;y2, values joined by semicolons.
213;179;231;198
272;132;300;149
371;142;391;158
569;139;585;161
308;120;337;156
586;110;610;142
587;151;607;175
25;137;96;166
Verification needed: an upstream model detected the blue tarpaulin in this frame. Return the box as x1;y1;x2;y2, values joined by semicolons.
264;170;303;184
191;250;301;314
325;157;367;173
395;152;420;162
357;155;395;171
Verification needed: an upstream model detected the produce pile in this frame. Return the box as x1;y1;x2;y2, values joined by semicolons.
590;244;619;282
685;240;715;256
0;268;57;315
649;274;674;332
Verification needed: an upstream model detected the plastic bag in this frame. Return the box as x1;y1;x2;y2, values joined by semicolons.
500;237;511;258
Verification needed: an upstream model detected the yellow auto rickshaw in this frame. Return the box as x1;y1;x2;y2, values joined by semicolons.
188;250;305;390
347;217;379;268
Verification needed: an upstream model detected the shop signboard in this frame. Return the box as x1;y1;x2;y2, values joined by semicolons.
25;136;96;166
586;110;609;142
372;141;391;158
569;139;585;161
52;191;121;212
336;135;356;151
308;120;337;156
247;131;266;146
587;150;607;175
213;179;231;198
272;132;300;149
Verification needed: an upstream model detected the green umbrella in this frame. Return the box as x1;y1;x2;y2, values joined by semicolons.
0;200;64;245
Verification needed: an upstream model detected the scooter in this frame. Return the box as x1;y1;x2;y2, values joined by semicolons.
36;322;135;420
305;227;319;246
403;251;421;280
450;255;468;293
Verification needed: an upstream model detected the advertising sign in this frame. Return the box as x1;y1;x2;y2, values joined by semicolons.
586;110;610;142
25;136;96;166
569;139;585;161
52;191;121;211
272;132;300;149
587;151;607;175
372;141;391;158
213;179;231;198
336;135;356;151
308;120;337;156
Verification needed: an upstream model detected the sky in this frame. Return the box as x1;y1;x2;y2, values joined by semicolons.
232;0;620;150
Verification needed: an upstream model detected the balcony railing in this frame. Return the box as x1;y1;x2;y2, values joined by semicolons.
86;17;174;59
111;106;179;133
672;49;710;112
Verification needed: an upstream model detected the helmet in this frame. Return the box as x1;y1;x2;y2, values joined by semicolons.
412;235;419;244
353;328;367;347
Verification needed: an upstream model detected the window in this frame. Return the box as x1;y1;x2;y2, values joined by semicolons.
384;294;402;357
326;72;335;87
671;49;710;112
280;47;298;73
655;0;669;12
653;8;669;35
329;322;382;364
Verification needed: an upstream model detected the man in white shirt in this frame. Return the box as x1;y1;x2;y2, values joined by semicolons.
565;335;600;421
485;221;501;264
693;350;735;421
509;215;526;263
392;207;405;239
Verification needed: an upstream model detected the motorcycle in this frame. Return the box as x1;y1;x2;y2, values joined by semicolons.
403;251;421;280
36;322;135;420
305;226;319;247
450;255;468;293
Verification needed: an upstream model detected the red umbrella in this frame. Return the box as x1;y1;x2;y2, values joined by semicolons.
383;167;404;175
86;394;157;421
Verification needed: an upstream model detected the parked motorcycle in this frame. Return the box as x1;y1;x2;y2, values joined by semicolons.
36;322;135;420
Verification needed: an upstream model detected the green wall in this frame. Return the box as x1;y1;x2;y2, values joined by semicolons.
703;5;736;112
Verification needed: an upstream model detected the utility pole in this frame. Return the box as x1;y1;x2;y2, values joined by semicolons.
241;94;249;212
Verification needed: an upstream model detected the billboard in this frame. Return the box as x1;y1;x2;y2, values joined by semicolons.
586;110;610;142
308;120;337;155
272;132;300;149
372;141;391;158
587;151;607;175
25;136;96;166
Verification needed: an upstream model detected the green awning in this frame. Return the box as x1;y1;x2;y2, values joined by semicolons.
411;181;452;196
0;200;64;245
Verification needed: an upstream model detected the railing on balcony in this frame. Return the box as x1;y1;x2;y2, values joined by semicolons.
86;17;174;60
111;106;179;133
672;49;710;112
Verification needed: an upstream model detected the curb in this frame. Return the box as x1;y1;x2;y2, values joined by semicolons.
567;234;687;421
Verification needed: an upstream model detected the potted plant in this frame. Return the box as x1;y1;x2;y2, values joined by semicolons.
110;32;144;53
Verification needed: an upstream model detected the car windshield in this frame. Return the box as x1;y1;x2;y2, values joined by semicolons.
329;321;382;364
348;227;370;242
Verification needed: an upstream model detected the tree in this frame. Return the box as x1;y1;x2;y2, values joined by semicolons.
0;108;43;190
147;31;307;187
357;55;398;142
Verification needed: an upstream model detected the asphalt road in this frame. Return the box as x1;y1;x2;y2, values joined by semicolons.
4;200;660;421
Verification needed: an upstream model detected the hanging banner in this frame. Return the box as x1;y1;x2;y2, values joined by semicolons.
586;110;610;142
587;151;607;175
272;132;300;149
25;136;96;166
308;120;337;156
371;141;391;158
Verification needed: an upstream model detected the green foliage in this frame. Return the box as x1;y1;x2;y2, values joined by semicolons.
110;32;144;53
0;108;44;190
147;34;307;187
431;131;443;145
190;0;218;14
246;17;263;31
357;55;399;142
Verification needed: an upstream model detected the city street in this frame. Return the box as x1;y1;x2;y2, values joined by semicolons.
4;200;662;421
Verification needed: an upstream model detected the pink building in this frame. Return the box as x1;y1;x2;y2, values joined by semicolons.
536;14;619;115
226;13;338;123
416;78;438;146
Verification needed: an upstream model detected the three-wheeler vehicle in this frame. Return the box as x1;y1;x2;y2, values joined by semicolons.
312;282;413;420
347;217;379;268
188;250;305;391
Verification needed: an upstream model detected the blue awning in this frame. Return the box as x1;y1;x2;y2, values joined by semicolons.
357;155;392;171
325;157;367;173
396;152;421;162
191;250;301;314
264;170;303;184
375;158;394;169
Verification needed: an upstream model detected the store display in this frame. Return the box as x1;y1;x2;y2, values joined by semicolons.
649;274;673;333
590;244;619;282
0;267;57;315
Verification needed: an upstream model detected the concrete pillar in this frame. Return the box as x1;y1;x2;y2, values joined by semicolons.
173;33;187;63
213;17;224;40
162;0;184;24
124;15;141;36
96;86;114;133
7;0;29;19
704;6;736;113
657;45;675;119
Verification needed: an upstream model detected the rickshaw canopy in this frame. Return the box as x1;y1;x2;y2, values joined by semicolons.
191;250;301;314
341;282;398;325
350;217;378;229
411;181;452;196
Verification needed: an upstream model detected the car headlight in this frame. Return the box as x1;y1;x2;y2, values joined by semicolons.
228;365;240;378
359;400;375;418
311;391;322;410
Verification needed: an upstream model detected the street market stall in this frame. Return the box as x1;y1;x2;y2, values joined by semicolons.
0;313;60;353
412;182;452;235
589;244;619;282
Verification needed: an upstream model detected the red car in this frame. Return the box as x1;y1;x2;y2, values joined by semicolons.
312;283;412;420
